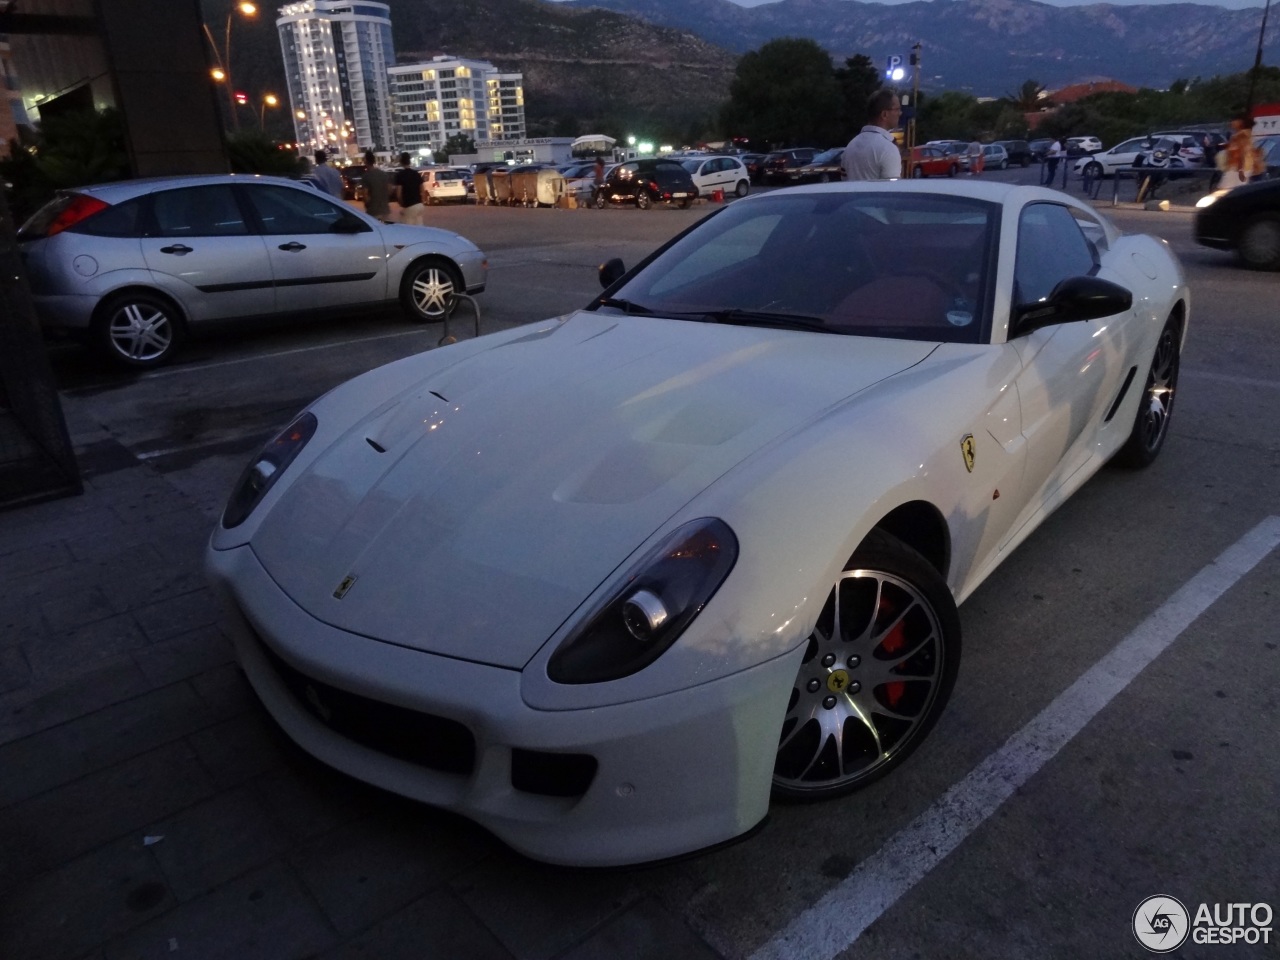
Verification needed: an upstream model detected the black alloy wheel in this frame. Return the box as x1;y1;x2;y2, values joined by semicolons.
773;531;961;800
1113;313;1181;468
595;192;608;209
95;290;184;368
1237;214;1280;270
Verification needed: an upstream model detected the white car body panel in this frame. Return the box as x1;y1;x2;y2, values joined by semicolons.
208;180;1189;866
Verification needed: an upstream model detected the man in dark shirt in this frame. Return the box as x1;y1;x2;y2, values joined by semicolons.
392;152;424;225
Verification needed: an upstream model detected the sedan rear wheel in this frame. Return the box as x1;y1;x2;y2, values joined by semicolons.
400;259;460;322
95;291;183;368
1113;313;1180;468
773;531;961;800
1238;214;1280;270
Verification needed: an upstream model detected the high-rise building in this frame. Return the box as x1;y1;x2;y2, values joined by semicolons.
390;56;525;159
277;0;395;158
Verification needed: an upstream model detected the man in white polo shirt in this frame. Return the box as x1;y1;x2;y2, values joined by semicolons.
841;89;903;181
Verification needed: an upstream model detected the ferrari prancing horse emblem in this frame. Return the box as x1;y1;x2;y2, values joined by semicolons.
960;434;976;473
333;575;357;599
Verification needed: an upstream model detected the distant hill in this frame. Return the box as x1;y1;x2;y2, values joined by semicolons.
201;0;737;143
562;0;1280;95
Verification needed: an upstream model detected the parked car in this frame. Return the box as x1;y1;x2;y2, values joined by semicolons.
785;148;844;184
595;158;697;209
741;153;769;184
420;167;469;204
1067;135;1103;154
762;148;818;184
338;164;366;202
1029;138;1055;161
1140;135;1207;169
679;155;751;197
1258;135;1280;180
982;143;1010;170
17;174;488;367
909;145;961;178
208;180;1187;867
1194;176;1280;269
992;140;1031;166
1074;136;1160;178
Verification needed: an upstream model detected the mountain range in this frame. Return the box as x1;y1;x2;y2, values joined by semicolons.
205;0;1277;144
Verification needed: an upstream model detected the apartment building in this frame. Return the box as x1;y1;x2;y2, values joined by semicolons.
389;55;524;158
277;0;395;157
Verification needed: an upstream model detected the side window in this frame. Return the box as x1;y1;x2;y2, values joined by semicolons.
151;186;248;237
1014;203;1098;306
244;184;346;235
1068;206;1110;253
74;197;146;237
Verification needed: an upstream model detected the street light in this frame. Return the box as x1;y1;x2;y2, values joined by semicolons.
260;93;279;130
202;1;257;130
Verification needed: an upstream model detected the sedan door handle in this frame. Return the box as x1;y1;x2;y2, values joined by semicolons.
159;244;192;255
278;242;307;252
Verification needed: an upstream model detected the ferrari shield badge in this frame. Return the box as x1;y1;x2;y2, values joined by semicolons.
333;575;357;599
960;434;976;473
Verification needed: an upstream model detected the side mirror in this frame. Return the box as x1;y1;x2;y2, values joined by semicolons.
1014;275;1132;336
598;257;626;289
331;212;372;234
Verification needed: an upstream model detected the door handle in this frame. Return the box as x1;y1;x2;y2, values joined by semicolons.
278;242;307;252
159;244;192;255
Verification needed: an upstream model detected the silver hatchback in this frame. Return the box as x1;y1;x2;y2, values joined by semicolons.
18;174;488;367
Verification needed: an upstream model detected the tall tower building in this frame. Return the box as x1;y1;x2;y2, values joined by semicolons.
390;56;525;159
277;0;395;158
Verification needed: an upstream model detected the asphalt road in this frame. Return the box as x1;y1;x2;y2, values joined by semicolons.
46;173;1280;959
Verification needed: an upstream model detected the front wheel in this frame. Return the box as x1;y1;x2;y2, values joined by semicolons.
399;259;461;322
1112;313;1181;468
635;191;651;210
595;192;607;209
999;159;1008;170
948;164;958;178
1085;161;1103;179
773;530;961;800
94;291;184;368
911;165;924;179
1238;214;1280;270
735;180;749;197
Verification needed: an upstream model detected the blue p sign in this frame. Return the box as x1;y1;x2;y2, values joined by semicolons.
886;55;904;81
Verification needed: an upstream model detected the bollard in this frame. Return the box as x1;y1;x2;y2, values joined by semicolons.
711;189;724;203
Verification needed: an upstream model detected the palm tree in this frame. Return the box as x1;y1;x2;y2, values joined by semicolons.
1006;80;1050;112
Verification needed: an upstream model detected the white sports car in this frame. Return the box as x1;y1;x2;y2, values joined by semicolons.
206;182;1187;867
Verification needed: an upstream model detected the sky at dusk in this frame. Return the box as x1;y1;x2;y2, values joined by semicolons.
551;0;1270;9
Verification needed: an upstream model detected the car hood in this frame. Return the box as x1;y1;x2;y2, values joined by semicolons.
250;312;937;668
376;222;474;249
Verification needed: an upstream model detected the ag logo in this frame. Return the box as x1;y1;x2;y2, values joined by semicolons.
960;434;976;473
1133;895;1190;953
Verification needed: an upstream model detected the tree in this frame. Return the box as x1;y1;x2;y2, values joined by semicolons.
0;108;130;223
1005;79;1049;113
835;54;882;133
437;133;476;164
719;38;843;148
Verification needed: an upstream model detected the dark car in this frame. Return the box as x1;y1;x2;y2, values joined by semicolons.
339;164;367;202
763;148;818;184
1029;138;1054;161
595;158;697;209
786;148;844;184
994;140;1032;167
1194;176;1280;270
741;153;769;184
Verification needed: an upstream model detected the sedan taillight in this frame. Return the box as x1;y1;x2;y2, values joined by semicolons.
46;195;110;237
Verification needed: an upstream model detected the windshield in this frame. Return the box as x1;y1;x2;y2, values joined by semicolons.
600;191;999;344
810;149;842;164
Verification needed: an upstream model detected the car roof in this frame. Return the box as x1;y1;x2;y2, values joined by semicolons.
69;173;311;201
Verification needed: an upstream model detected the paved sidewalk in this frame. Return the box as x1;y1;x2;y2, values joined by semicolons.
0;405;721;960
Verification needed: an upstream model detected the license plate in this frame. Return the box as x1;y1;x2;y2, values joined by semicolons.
672;192;690;198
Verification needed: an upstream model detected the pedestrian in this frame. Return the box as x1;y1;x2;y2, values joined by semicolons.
841;89;903;181
593;154;606;204
1043;137;1063;186
393;151;425;225
966;140;984;176
1217;115;1263;189
1200;132;1219;172
361;149;391;221
311;149;344;199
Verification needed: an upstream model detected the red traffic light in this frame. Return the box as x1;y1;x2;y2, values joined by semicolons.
234;91;248;105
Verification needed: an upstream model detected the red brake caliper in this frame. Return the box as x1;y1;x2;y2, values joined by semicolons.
878;598;907;708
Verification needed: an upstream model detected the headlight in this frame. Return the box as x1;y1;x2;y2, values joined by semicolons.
1195;190;1227;209
221;412;317;529
547;518;737;684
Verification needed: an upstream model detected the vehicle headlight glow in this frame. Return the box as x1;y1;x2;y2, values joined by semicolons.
1195;190;1228;209
547;518;738;684
221;412;318;529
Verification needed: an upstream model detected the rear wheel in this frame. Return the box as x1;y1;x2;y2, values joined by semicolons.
1238;214;1280;270
999;159;1008;170
911;165;924;179
399;258;460;322
636;191;651;210
735;180;749;197
948;164;958;178
1113;313;1180;468
773;531;960;800
679;197;692;209
94;291;184;368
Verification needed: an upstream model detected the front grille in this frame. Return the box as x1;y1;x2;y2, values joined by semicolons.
256;635;476;776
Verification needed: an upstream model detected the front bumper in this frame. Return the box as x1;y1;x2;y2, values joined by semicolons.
206;542;796;866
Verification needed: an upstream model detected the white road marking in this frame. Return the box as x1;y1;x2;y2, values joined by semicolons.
751;515;1280;960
